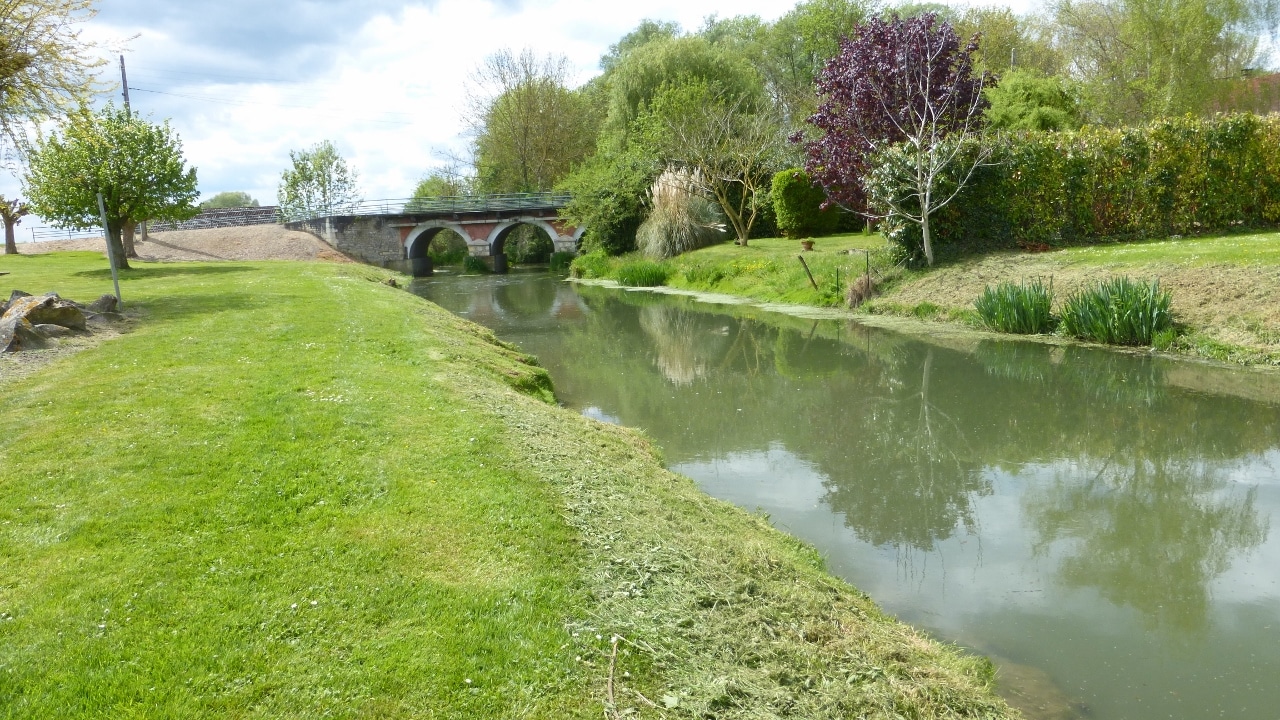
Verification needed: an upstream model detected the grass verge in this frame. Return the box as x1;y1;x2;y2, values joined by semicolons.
0;252;1014;718
588;230;1280;364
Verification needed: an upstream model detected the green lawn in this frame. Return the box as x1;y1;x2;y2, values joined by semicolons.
575;233;889;307
1056;230;1280;267
0;252;1014;719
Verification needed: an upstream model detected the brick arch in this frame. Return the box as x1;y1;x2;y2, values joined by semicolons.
404;220;471;258
485;217;563;256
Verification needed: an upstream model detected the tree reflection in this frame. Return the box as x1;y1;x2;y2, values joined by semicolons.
1027;456;1268;633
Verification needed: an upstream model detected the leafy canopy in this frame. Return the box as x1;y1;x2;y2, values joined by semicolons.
0;0;107;156
200;191;260;209
802;12;990;213
277;140;361;220
23;104;199;268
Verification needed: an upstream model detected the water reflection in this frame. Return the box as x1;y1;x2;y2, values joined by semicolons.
414;274;1280;720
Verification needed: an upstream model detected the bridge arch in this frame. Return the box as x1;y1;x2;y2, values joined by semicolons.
485;217;565;258
404;220;472;259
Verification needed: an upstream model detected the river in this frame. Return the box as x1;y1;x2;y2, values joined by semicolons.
413;270;1280;720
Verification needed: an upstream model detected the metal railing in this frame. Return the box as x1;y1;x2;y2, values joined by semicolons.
278;192;572;223
29;227;103;243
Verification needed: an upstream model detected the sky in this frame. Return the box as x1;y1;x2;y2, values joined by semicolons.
2;0;1034;239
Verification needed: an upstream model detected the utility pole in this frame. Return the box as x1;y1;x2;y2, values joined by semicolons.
119;55;131;111
119;55;147;243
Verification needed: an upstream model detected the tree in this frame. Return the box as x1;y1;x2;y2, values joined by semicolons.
761;0;878;125
0;195;29;254
23;104;199;270
0;0;106;157
467;50;597;193
412;168;471;199
652;83;786;245
1051;0;1278;123
277;140;361;220
985;68;1082;131
803;13;991;266
200;191;259;209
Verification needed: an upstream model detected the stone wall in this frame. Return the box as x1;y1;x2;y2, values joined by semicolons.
285;216;404;267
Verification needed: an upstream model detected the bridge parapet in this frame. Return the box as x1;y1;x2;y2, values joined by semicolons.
278;192;572;223
282;193;582;275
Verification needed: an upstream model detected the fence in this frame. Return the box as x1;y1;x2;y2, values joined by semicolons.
148;206;280;231
276;193;572;223
29;227;103;243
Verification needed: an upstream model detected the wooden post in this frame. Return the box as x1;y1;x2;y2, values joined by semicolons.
797;255;818;290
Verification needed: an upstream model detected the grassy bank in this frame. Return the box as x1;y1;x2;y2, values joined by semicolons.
576;231;1280;365
0;252;1013;718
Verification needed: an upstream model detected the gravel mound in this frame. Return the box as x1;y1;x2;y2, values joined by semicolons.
17;225;354;263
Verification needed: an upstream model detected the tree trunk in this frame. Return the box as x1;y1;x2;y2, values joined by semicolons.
921;211;934;266
122;220;138;258
3;217;17;255
107;218;131;270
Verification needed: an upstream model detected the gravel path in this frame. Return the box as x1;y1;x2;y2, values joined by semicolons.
16;225;354;263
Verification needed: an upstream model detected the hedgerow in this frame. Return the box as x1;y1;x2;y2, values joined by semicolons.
872;114;1280;263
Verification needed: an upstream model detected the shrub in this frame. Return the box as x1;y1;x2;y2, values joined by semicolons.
615;260;670;287
427;230;469;265
681;262;726;286
569;250;614;279
637;168;727;258
549;251;576;271
974;279;1055;334
772;168;839;238
461;256;490;274
1059;277;1173;345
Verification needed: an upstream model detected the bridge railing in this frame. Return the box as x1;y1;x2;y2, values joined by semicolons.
278;192;573;223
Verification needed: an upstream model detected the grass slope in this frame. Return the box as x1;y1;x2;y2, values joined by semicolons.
0;252;1014;719
591;231;1280;364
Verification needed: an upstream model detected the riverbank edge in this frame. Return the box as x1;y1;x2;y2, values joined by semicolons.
571;277;1280;405
0;256;1016;718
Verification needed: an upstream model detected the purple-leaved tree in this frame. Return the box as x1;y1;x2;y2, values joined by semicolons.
802;13;991;265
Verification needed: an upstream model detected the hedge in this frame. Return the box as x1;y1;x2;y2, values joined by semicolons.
872;114;1280;262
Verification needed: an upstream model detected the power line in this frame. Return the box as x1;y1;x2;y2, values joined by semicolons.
126;86;418;126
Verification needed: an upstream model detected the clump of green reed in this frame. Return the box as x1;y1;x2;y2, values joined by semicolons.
615;260;670;287
1059;277;1172;345
549;251;576;272
974;278;1055;334
569;250;615;279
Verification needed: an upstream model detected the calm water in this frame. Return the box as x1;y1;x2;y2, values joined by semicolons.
414;271;1280;720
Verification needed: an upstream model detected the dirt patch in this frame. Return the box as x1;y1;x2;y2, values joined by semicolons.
881;252;1280;356
0;319;128;387
16;225;355;263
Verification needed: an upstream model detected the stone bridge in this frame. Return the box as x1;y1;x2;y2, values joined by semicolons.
283;193;582;276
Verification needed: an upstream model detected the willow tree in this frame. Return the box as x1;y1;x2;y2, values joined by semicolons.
0;0;106;156
24;105;199;269
467;49;596;193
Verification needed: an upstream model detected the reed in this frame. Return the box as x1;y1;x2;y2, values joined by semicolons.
973;278;1054;334
1059;277;1172;345
615;259;671;287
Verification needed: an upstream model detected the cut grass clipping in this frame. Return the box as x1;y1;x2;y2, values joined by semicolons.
1060;276;1173;345
615;259;670;287
974;278;1054;334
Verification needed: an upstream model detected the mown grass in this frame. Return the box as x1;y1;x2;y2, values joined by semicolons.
0;252;1015;718
570;234;890;307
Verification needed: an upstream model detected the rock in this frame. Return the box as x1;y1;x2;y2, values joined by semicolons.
33;323;74;338
0;316;48;352
1;289;30;317
87;294;119;314
1;293;86;331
